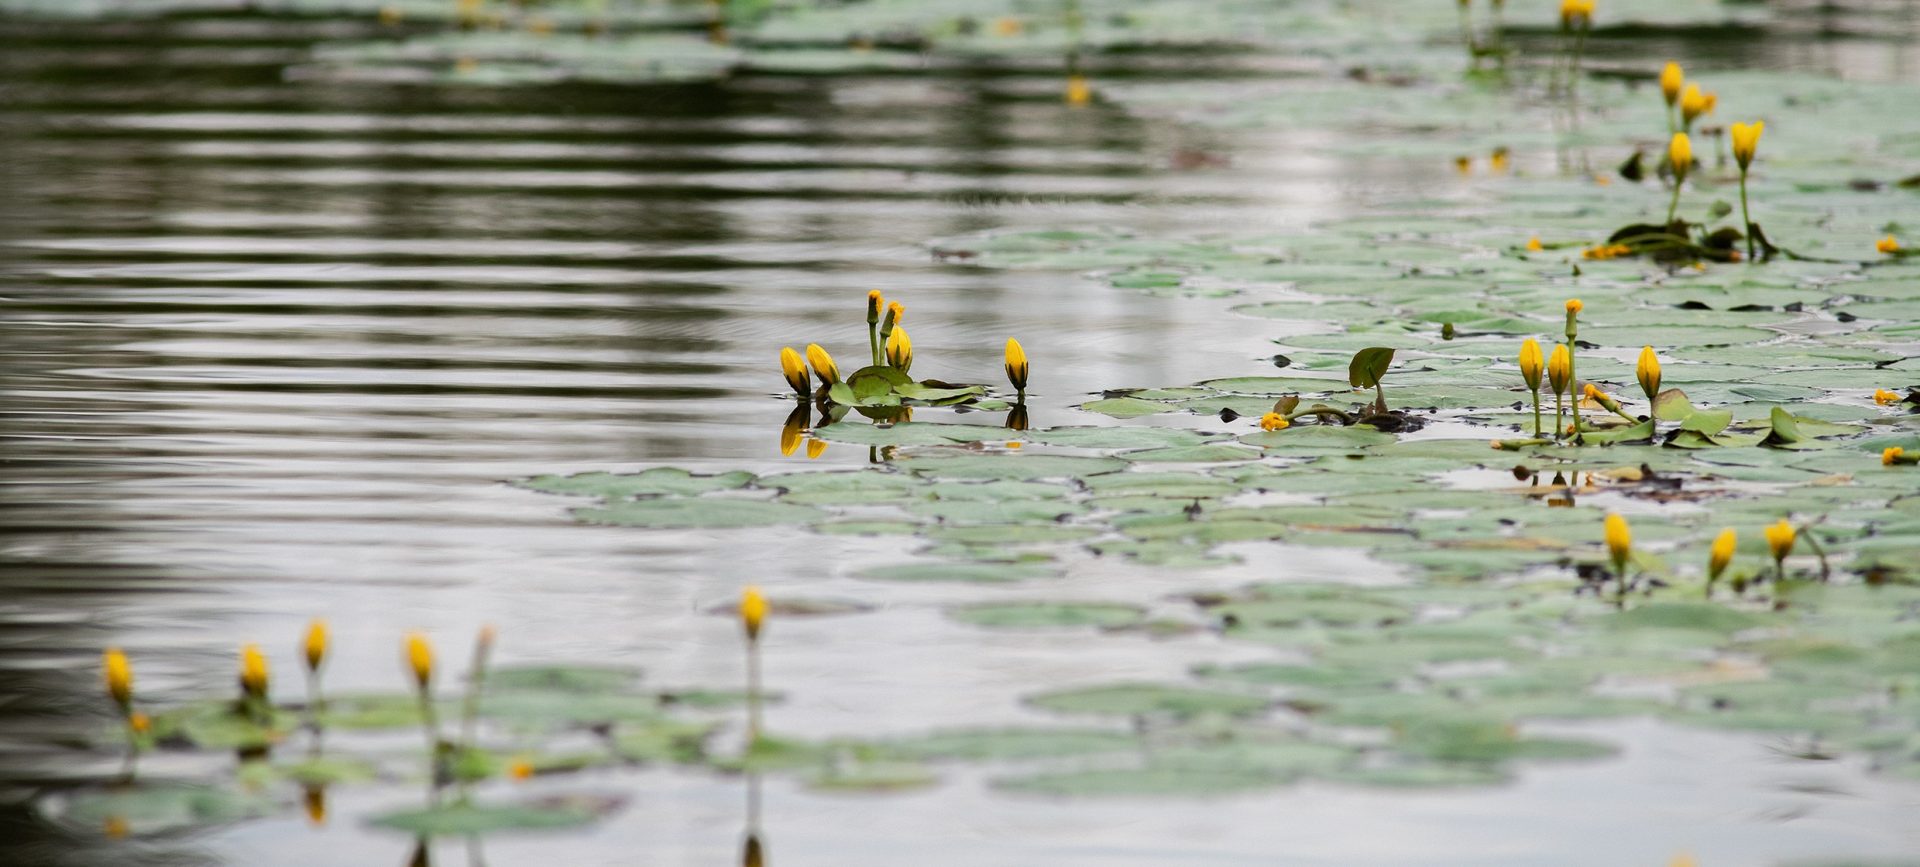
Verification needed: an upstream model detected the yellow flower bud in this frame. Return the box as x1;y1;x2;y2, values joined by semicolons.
804;344;840;386
1518;339;1544;392
1764;519;1795;565
1660;61;1684;107
405;632;433;692
1564;299;1582;315
740;586;768;641
509;757;535;781
1604;513;1631;576
1729;121;1763;171
866;290;883;325
1004;338;1028;392
1668;133;1693;182
304;784;327;826
1874;388;1902;405
885;326;912;372
1454;155;1471;175
1636;346;1662;403
1679;84;1712;124
779;347;809;395
1547;343;1572;395
1526;236;1543;252
805;438;827;459
1884;446;1905;467
1260;412;1290;432
103;648;133;710
1708;528;1735;581
1489;146;1510;174
240;643;269;699
1878;236;1902;255
304;619;328;673
130;711;151;734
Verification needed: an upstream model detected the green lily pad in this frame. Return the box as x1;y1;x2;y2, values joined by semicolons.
949;602;1147;629
1027;684;1270;719
370;794;624;836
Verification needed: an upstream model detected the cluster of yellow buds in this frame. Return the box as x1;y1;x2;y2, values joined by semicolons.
1259;412;1290;432
1884;446;1912;467
1581;243;1632;260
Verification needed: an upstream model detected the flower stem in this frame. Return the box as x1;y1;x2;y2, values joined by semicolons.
1530;389;1542;438
1738;170;1754;260
1665;175;1684;226
745;638;763;744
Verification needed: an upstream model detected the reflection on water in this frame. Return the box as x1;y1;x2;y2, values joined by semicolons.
4;6;1920;867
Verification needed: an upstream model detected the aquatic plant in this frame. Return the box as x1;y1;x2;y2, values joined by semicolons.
1603;512;1631;597
1005;338;1029;400
1664;132;1691;226
1729;121;1764;259
1765;519;1796;583
1706;529;1735;599
1660;61;1683;133
740;586;768;742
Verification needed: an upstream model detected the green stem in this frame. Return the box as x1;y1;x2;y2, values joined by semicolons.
1554;390;1565;439
1566;343;1581;433
1738;170;1754;261
1665;176;1684;227
1530;388;1541;437
1374;382;1387;415
868;323;881;368
1568;26;1586;97
745;638;763;744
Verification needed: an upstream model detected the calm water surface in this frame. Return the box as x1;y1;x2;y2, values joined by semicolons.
3;10;1919;867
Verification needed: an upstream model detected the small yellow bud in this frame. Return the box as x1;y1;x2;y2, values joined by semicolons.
804;344;840;386
1660;61;1684;107
887;301;904;324
1669;853;1698;867
1636;346;1662;403
1878;236;1902;255
779;347;809;395
1564;299;1582;315
866;290;883;323
1764;519;1796;565
103;648;133;710
1604;513;1632;576
1874;388;1902;405
1547;343;1572;396
741;586;768;640
303;619;328;673
1708;528;1735;581
129;711;151;734
1729;121;1763;171
1260;412;1290;432
805;438;827;459
1669;132;1693;182
1518;339;1544;392
240;643;269;699
1454;155;1471;175
1526;236;1543;252
404;632;433;692
1884;446;1905;467
1679;84;1711;125
885;327;913;372
509;757;535;781
1065;74;1091;106
1489;146;1510;174
1004;338;1029;392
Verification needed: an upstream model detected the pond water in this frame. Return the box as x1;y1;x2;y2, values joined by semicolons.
3;5;1920;866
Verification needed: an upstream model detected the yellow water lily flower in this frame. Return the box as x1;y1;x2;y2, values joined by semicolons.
240;643;269;698
1518;339;1544;392
1547;343;1572;395
405;632;433;691
1669;132;1693;181
805;438;827;459
1260;412;1290;432
1660;61;1683;107
1874;388;1902;405
1709;528;1735;582
1679;84;1713;125
1878;235;1902;254
304;619;328;673
104;648;133;710
805;344;840;386
1885;446;1906;466
885;327;912;372
1636;346;1662;403
1764;519;1795;567
780;347;809;395
1065;74;1091;106
740;586;768;640
1729;121;1763;170
1526;236;1543;252
1604;513;1631;576
1005;338;1028;393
